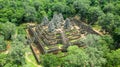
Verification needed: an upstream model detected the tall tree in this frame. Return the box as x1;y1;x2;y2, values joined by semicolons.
8;40;26;66
73;0;90;19
105;49;120;67
23;6;37;22
88;6;104;24
41;54;63;67
0;22;16;40
63;46;89;67
0;36;7;51
98;13;114;32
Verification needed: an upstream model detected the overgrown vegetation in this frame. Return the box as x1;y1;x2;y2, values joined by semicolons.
0;0;120;67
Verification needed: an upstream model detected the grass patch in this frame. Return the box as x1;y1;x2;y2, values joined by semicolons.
29;54;37;63
45;46;49;50
57;44;63;48
25;46;38;67
92;25;102;31
25;59;36;67
70;40;77;42
65;32;70;35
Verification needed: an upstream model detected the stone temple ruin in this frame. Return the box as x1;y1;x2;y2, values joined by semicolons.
41;16;49;26
64;18;72;30
27;13;100;63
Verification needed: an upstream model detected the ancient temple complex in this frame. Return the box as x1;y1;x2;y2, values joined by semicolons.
27;13;100;63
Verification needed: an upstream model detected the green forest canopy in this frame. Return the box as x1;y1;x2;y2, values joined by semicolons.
0;0;120;67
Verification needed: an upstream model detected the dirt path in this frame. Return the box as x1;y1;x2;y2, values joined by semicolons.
25;53;42;67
